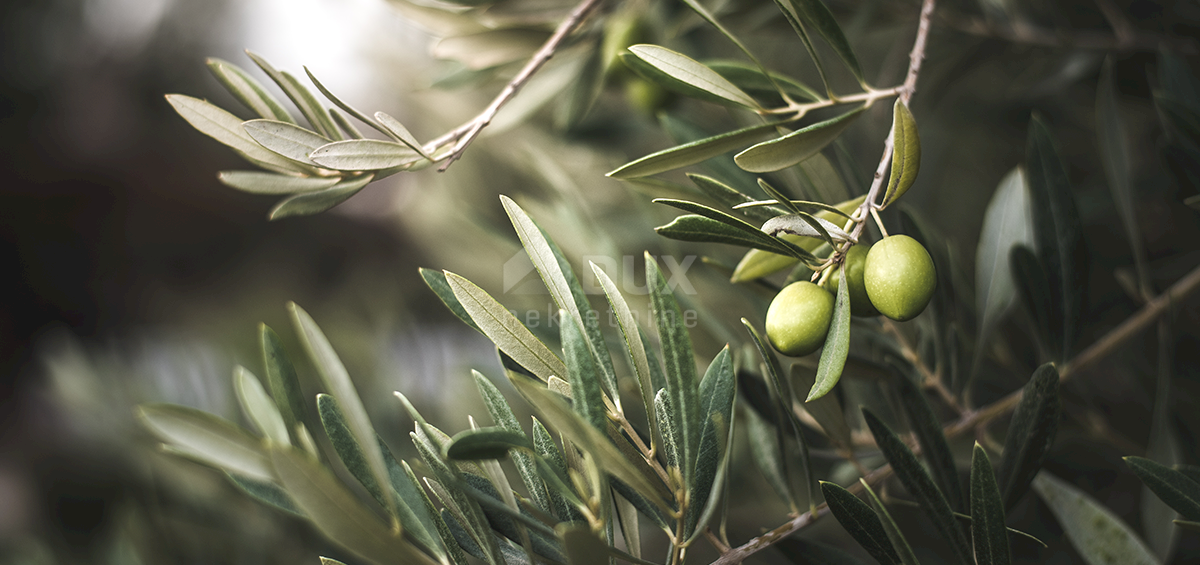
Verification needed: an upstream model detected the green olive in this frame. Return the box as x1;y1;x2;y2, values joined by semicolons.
624;77;674;115
828;243;879;317
765;281;835;356
863;235;936;322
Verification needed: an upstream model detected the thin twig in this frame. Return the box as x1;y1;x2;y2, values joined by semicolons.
426;0;606;171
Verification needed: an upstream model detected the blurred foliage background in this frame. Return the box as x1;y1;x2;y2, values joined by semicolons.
1;0;1199;563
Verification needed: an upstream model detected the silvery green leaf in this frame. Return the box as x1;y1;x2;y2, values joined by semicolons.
685;346;736;541
656;214;800;254
654;389;680;474
472;371;550;515
289;303;394;518
330;109;364;140
735;108;864;173
807;264;850;401
820;481;901;565
607;123;780;179
1026;116;1086;361
420;268;480;332
762;212;855;246
395;459;458;565
244;119;329;166
138;403;274;482
997;364;1060;511
206;57;293;122
309;139;422;171
227;473;303;517
591;263;659;452
233;366;290;445
375;112;429;157
245;52;339;139
620;52;745;109
971;444;1011;565
861;480;921;565
531;416;587;523
687;173;781;223
444;272;566;382
218;171;340;195
627;45;759;109
881;100;920;208
300;66;403;145
783;0;865;86
268;173;373;220
974;167;1033;377
446;427;533;460
1032;472;1160;565
318;394;391;512
166;94;303;173
863;409;972;565
561;316;605;431
646;253;700;485
655;199;818;261
269;446;440;565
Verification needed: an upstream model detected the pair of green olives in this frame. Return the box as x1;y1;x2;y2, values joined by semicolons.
766;235;936;356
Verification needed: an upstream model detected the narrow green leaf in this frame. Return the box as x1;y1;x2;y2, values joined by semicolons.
165;94;303;173
320;558;348;565
746;406;794;511
627;44;758;108
270;446;438;565
1032;472;1160;565
863;409;973;565
687;173;782;223
1026;116;1086;361
686;347;736;540
218;171;340;195
532;416;587;523
893;365;963;511
656;214;798;254
607;122;780;179
620;52;750;109
330;108;364;139
971;444;1011;565
558;523;609;565
1009;246;1055;359
385;452;450;562
445;272;566;383
510;378;673;509
820;481;901;565
1175;520;1200;533
614;492;642;559
447;427;533;460
735;198;854;220
783;0;866;85
289;303;394;518
789;364;851;449
409;463;468;565
561;316;606;431
1126;457;1200;522
743;320;810;512
730;195;865;282
472;371;550;515
318;394;390;512
227;473;303;517
761;212;855;246
646;253;700;485
244;119;330;165
1097;58;1148;295
245;51;339;139
735;108;864;173
974;168;1034;373
807;262;850;401
654;198;817;261
654;389;681;474
138;403;274;482
861;480;921;565
413;430;504;565
206;58;293;122
375;111;430;157
705;59;821;103
881;100;920;208
590;263;659;453
309;139;422;171
997;364;1061;511
268;173;373;220
421;268;481;332
300;66;412;148
771;0;831;95
234;366;290;445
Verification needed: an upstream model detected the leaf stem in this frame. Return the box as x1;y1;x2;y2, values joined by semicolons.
759;86;904;117
425;0;606;171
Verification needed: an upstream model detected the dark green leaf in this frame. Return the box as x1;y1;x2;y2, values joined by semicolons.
820;481;901;565
269;446;438;565
627;44;758;108
861;480;921;565
218;171;340;195
386;452;450;562
413;428;504;565
234;366;289;445
607;123;781;179
531;416;586;523
444;271;566;383
1157;96;1200;149
472;371;550;515
318;394;389;512
1009;246;1055;360
1032;472;1159;565
421;268;480;332
227;473;303;517
735;108;864;173
997;364;1060;511
260;324;307;436
590;263;659;452
268;173;373;220
447;428;533;461
971;444;1011;565
705;60;821;103
1126;457;1200;522
746;405;794;511
138;403;274;482
1026;116;1086;361
782;0;865;85
807;262;851;401
742;320;809;512
863;409;972;565
656;214;797;254
206;57;293;122
893;364;963;511
244;119;330;165
289;303;393;518
561;317;606;431
646;253;700;485
771;0;831;94
686;347;736;539
881;100;920;208
789;364;851;449
688;173;783;223
654;198;817;261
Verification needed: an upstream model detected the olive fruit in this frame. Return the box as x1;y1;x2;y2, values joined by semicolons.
827;243;879;317
765;281;835;356
863;235;936;322
624;77;674;115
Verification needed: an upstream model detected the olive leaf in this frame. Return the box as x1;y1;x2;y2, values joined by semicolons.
735;108;865;173
971;444;1011;565
881;100;920;208
1032;472;1159;565
627;44;759;109
206;57;294;123
607;122;781;179
807;263;851;401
